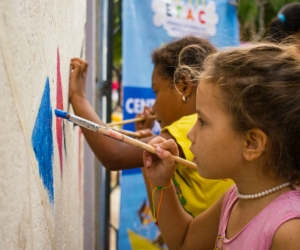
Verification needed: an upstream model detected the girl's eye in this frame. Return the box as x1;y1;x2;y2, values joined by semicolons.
198;118;205;126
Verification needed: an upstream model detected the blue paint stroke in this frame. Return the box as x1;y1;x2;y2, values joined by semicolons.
54;109;68;118
31;77;54;204
53;109;67;157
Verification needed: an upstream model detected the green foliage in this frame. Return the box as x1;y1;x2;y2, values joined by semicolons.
237;0;300;41
113;28;122;68
269;0;291;11
113;0;122;68
238;0;257;25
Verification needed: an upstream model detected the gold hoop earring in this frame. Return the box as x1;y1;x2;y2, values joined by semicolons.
182;95;189;102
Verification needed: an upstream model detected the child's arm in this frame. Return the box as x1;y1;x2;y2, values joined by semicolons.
271;218;300;250
69;58;182;170
143;137;224;249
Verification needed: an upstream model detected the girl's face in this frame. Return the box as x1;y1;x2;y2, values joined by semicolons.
187;82;244;180
151;66;186;128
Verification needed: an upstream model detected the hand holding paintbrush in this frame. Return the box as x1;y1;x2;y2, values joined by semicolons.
55;109;197;170
107;106;155;129
107;106;156;139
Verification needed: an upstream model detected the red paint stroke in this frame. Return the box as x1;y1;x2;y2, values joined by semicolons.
56;48;64;176
78;128;82;214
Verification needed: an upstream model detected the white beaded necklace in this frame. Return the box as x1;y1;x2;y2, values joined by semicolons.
236;182;291;199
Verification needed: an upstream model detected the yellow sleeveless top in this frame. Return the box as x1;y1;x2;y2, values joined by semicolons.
161;114;234;217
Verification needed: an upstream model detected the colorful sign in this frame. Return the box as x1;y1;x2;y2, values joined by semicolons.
122;0;239;130
120;0;239;249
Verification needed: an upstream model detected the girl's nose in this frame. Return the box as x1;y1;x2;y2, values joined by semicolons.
187;122;196;143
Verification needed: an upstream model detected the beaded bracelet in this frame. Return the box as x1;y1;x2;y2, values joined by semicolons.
149;179;173;226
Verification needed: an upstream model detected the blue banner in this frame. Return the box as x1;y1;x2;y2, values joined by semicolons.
122;0;239;130
120;1;239;249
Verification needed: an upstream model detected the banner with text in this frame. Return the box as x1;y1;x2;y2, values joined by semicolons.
120;0;239;249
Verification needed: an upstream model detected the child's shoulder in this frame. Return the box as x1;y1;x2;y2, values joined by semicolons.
257;189;300;226
282;188;300;212
272;214;300;249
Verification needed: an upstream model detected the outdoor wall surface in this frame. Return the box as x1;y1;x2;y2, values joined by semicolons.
0;1;86;249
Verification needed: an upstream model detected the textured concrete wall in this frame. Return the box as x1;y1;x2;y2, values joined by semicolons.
0;1;86;249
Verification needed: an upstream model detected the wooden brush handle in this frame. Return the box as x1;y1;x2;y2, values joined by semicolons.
96;126;197;170
107;115;156;127
112;128;142;139
67;113;196;169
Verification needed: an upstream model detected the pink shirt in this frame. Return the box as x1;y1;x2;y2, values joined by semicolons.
215;186;300;250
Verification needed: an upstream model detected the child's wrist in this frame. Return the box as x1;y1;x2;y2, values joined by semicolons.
149;179;173;226
148;179;173;189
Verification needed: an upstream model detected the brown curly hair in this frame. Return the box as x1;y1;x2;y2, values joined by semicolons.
177;37;300;184
151;36;217;84
195;40;300;184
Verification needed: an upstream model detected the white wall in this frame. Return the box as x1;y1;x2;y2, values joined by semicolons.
0;1;86;249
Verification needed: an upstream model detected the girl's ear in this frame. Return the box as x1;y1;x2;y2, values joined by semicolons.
175;80;194;97
183;81;194;96
243;129;268;162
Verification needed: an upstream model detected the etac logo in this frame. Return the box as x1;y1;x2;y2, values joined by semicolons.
151;0;219;37
125;98;156;114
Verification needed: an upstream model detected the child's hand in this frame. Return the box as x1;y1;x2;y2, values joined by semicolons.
143;137;178;186
69;58;88;104
135;106;155;131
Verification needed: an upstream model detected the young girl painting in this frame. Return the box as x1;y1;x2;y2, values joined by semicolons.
69;36;233;219
143;40;300;249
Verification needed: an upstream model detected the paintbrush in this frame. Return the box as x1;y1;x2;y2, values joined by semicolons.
54;109;197;170
107;115;156;127
111;127;142;139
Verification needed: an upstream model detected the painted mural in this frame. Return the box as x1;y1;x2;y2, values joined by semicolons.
32;77;54;204
0;0;86;249
56;49;64;176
